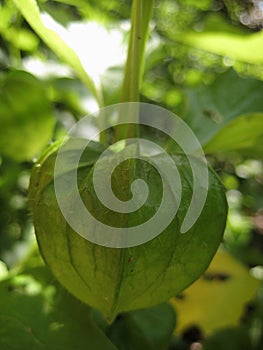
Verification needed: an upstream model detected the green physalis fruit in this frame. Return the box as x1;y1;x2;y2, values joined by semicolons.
29;139;227;321
0;70;54;162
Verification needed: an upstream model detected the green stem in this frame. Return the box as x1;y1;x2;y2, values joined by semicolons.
114;0;154;141
122;0;142;103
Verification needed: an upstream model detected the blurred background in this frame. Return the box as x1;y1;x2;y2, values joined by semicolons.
0;0;263;349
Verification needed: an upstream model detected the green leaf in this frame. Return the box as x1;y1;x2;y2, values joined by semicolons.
0;70;54;162
29;140;227;320
179;18;263;65
184;69;263;148
3;27;39;51
0;265;117;350
203;327;252;350
51;0;131;22
107;303;176;350
11;0;100;104
0;261;8;281
204;113;263;157
101;67;123;106
50;77;89;117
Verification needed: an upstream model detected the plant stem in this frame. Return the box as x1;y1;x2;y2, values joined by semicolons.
114;0;154;141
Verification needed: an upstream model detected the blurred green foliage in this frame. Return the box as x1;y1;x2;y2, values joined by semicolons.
0;0;263;349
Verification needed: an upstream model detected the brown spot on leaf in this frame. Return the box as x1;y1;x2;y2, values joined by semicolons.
203;272;231;282
175;293;186;300
128;256;134;264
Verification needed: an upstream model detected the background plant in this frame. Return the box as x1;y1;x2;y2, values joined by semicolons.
0;0;263;349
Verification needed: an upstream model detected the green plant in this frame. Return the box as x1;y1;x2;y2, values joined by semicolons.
0;0;263;349
27;0;228;319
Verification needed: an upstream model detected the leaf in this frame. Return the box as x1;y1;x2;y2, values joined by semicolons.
0;261;8;281
204;113;263;157
51;0;131;22
0;265;117;350
0;70;54;162
11;0;99;103
101;66;123;106
107;303;176;350
50;77;89;117
171;250;260;334
3;27;39;51
184;69;263;148
203;327;253;350
29;139;227;320
178;17;263;65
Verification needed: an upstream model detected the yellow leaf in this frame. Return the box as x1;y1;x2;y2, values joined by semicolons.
170;250;260;334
